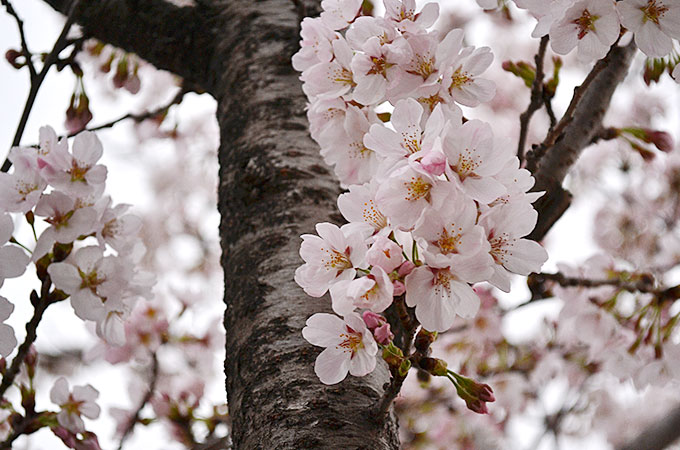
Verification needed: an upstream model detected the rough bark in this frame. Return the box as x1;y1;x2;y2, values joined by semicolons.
41;0;400;448
212;0;398;448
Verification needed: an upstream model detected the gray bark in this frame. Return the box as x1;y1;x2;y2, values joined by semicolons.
39;0;399;448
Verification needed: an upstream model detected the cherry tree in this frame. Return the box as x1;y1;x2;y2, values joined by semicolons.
1;0;680;449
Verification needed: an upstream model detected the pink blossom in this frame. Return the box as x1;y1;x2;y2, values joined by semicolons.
294;222;368;297
302;312;378;384
366;235;404;273
292;18;337;72
374;163;448;230
330;265;394;315
479;201;548;292
0;296;16;357
442;120;511;204
337;181;389;234
435;29;496;107
320;0;362;31
617;0;680;58
549;0;620;61
405;266;482;332
50;377;101;433
0;213;29;287
383;0;439;33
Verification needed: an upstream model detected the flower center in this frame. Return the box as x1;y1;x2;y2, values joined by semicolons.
449;68;471;92
338;326;364;355
404;176;432;202
642;0;668;25
436;226;463;254
571;8;599;40
361;200;387;230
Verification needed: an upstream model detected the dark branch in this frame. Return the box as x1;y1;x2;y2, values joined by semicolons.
2;1;79;173
1;0;38;79
40;0;219;93
527;42;637;241
117;353;159;450
517;36;548;163
618;402;680;450
70;87;187;137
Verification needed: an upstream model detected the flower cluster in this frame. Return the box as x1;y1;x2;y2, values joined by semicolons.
0;126;153;350
293;0;548;386
509;0;680;62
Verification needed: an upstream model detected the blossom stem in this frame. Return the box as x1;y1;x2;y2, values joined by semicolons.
1;0;80;173
517;35;549;162
116;352;159;450
0;281;63;399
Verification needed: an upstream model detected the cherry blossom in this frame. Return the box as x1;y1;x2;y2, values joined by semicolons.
617;0;680;57
302;312;378;384
442;119;510;204
337;181;389;235
479;202;549;292
50;377;101;433
320;0;362;31
0;213;29;287
291;17;337;72
374;163;448;230
47;246;125;323
39;129;108;198
330;265;394;315
435;29;496;107
0;295;17;357
405;266;483;332
294;222;368;297
0;148;47;213
549;0;620;61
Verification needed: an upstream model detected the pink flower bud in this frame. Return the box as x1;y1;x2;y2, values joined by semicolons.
362;311;385;330
398;261;416;277
420;148;447;176
392;280;405;296
646;130;673;152
366;235;404;273
374;323;394;345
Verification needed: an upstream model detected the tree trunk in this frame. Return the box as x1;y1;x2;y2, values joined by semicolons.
40;0;400;448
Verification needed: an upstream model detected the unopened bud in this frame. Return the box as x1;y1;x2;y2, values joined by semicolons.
362;311;385;330
398;261;415;277
5;49;24;69
374;323;394;345
414;328;437;352
382;342;404;368
392;280;405;296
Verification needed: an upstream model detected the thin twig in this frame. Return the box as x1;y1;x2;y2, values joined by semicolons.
539;39;619;151
1;0;81;173
1;0;37;80
0;281;64;399
117;353;159;450
516;271;678;310
517;36;549;163
71;88;187;137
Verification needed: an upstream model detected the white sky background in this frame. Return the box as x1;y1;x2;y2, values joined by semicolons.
1;0;680;449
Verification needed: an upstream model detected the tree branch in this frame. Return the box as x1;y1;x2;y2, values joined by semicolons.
40;0;219;93
1;0;38;80
517;36;548;162
527;42;637;241
618;403;680;450
2;0;79;173
70;87;187;137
